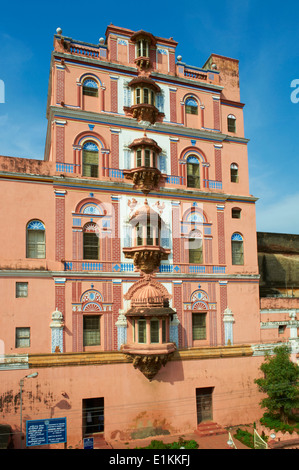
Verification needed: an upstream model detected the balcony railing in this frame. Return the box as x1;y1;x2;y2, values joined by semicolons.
69;45;99;59
54;166;222;191
64;260;225;274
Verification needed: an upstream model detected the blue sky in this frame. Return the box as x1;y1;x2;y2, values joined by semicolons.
0;0;298;234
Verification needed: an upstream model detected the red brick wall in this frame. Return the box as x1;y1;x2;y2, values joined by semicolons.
170;140;178;175
55;282;65;351
213;98;220;130
109;38;117;62
55;194;65;261
217;208;225;265
112;282;122;350
219;282;228;345
56;68;65;103
56;126;65;163
111;131;119;168
110;78;118;113
169;89;177;122
169;52;175;74
129;43;135;63
173;282;183;347
214;146;222;182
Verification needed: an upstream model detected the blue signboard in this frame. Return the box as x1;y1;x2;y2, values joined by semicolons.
26;418;67;447
83;437;94;449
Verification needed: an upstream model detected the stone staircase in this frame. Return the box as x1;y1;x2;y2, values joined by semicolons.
88;434;112;449
195;421;227;437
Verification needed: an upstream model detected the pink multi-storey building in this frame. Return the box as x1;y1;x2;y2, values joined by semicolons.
0;24;298;449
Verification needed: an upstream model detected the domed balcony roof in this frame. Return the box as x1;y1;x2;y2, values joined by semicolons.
130;30;157;45
129;199;161;223
124;275;174;316
128;76;161;93
128;135;162;153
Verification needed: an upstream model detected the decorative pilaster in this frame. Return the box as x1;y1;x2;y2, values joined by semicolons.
54;278;66;350
110;76;118;113
213;95;221;131
217;204;225;265
55;190;66;262
56;63;65;104
219;281;228;345
112;279;122;351
214;144;223;183
223;307;235;346
169;313;180;346
169;88;177;123
173;281;183;347
50;308;64;353
111;195;121;262
76;80;81;108
115;311;127;350
170;137;179;176
54;120;66;164
171;201;181;264
110;128;120;169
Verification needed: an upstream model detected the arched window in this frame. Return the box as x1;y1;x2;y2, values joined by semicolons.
227;114;236;132
83;79;99;97
231;233;244;265
187;156;200;188
83;223;99;260
185;98;198;115
82;142;99;177
188;230;203;264
26;220;46;259
230;163;239;183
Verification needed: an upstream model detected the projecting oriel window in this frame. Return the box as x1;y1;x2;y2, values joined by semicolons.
136;39;149;57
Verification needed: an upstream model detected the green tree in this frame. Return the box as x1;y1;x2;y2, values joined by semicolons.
255;345;299;423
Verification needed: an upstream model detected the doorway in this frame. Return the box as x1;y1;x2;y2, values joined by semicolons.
196;387;213;424
82;397;104;437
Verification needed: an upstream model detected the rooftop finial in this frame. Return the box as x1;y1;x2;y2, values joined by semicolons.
56;27;62;35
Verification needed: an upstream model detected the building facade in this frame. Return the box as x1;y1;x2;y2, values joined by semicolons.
0;24;298;448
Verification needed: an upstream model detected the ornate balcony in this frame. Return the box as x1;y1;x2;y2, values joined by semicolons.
124;76;164;124
121;274;177;380
122;199;170;273
123;134;166;194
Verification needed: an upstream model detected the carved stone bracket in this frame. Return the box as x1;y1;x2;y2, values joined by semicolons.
125;351;175;381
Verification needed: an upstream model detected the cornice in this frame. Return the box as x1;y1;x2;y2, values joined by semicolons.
52;51;224;93
0;270;260;281
27;344;253;368
49;106;250;145
0;170;258;204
